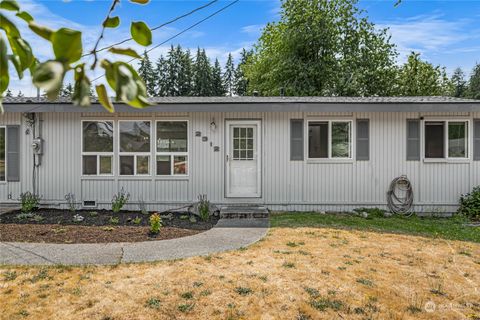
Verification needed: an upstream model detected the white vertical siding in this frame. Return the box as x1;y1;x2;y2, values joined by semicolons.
0;110;477;212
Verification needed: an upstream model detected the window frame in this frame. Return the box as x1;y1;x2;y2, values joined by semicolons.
81;120;114;176
118;120;152;176
155;120;189;177
0;126;6;182
306;119;354;161
422;119;471;162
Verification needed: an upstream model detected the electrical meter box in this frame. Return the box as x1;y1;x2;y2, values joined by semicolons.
32;138;44;155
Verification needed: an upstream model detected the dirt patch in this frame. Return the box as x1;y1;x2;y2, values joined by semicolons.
1;227;479;320
0;224;201;243
0;209;218;243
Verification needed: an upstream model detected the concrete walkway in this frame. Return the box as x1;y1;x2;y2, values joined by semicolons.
0;219;269;266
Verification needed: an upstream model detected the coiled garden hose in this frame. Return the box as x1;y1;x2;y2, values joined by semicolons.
387;175;414;216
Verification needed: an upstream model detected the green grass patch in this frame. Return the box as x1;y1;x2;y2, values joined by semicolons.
271;212;480;243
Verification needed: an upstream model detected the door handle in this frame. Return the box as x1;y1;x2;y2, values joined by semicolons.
226;154;229;162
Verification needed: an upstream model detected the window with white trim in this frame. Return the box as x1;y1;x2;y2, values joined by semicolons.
308;120;352;159
82;121;113;175
119;120;151;175
425;120;469;159
156;121;188;175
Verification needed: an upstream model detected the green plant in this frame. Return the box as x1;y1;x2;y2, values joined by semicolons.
19;191;40;213
149;213;162;234
180;291;193;299
458;186;480;220
112;188;129;213
235;287;253;296
109;216;119;225
132;216;142;225
64;192;76;212
197;194;210;221
178;303;194;313
145;297;161;309
138;197;148;215
2;270;17;281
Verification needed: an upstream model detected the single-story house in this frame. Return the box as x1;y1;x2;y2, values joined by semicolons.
1;96;480;213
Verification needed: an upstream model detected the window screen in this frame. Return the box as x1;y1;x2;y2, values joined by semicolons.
425;122;445;158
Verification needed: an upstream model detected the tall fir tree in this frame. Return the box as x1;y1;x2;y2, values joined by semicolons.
17;90;24;97
178;49;193;96
193;48;213;96
223;53;235;96
212;58;225;96
5;89;13;97
155;55;168;96
468;63;480;99
235;49;253;96
60;83;74;97
165;45;183;96
138;51;156;97
451;67;467;98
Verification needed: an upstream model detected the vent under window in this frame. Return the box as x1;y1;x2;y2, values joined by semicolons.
83;200;97;208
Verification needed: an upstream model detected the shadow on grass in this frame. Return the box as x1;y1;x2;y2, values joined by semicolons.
270;212;480;243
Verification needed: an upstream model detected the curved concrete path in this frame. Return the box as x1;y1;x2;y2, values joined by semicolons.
0;219;269;266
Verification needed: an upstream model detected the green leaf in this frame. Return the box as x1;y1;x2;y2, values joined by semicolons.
96;84;115;113
32;60;65;100
8;54;23;79
130;21;152;46
0;0;20;11
0;36;9;95
108;47;142;59
130;0;149;4
8;37;33;71
103;16;120;28
28;22;53;41
0;13;20;37
72;64;91;107
51;28;83;64
16;11;34;23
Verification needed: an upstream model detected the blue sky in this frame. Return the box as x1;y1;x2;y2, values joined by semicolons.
6;0;480;95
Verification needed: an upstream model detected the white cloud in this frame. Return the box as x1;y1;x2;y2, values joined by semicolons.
241;24;264;36
378;14;477;63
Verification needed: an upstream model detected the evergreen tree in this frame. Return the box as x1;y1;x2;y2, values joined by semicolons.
468;63;480;99
17;90;24;97
138;51;156;97
451;67;467;98
235;49;253;96
223;53;235;96
178;49;193;96
192;48;213;96
60;83;74;97
165;45;183;96
212;58;225;96
155;55;168;96
5;89;13;97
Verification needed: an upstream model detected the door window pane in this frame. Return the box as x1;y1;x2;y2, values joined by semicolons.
425;122;445;158
83;155;97;175
232;126;255;160
83;121;113;152
331;122;351;158
448;122;467;158
120;121;151;152
136;156;150;175
308;122;328;158
174;156;187;175
157;156;171;175
99;156;112;175
0;128;5;181
120;155;134;175
157;121;188;152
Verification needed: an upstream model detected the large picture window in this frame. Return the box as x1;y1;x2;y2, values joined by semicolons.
308;120;352;159
82;121;113;175
119;121;151;175
425;120;468;159
156;121;188;175
0;127;5;181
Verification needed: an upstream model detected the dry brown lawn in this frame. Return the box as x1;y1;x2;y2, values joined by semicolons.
1;227;479;320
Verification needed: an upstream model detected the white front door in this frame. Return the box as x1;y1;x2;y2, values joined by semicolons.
226;120;261;198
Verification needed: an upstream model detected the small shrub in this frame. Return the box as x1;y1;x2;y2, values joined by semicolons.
149;213;162;234
89;211;98;217
145;297;161;309
112;188;129;213
353;207;387;218
178;303;194;313
458;186;480;220
64;192;76;212
2;270;17;281
19;192;40;213
180;291;193;299
138;197;148;215
282;261;295;269
356;278;374;287
197;194;210;221
109;217;119;225
310;297;344;311
132;216;142;225
235;287;253;296
304;287;320;299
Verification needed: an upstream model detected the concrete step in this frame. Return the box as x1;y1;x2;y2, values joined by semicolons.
219;206;269;219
